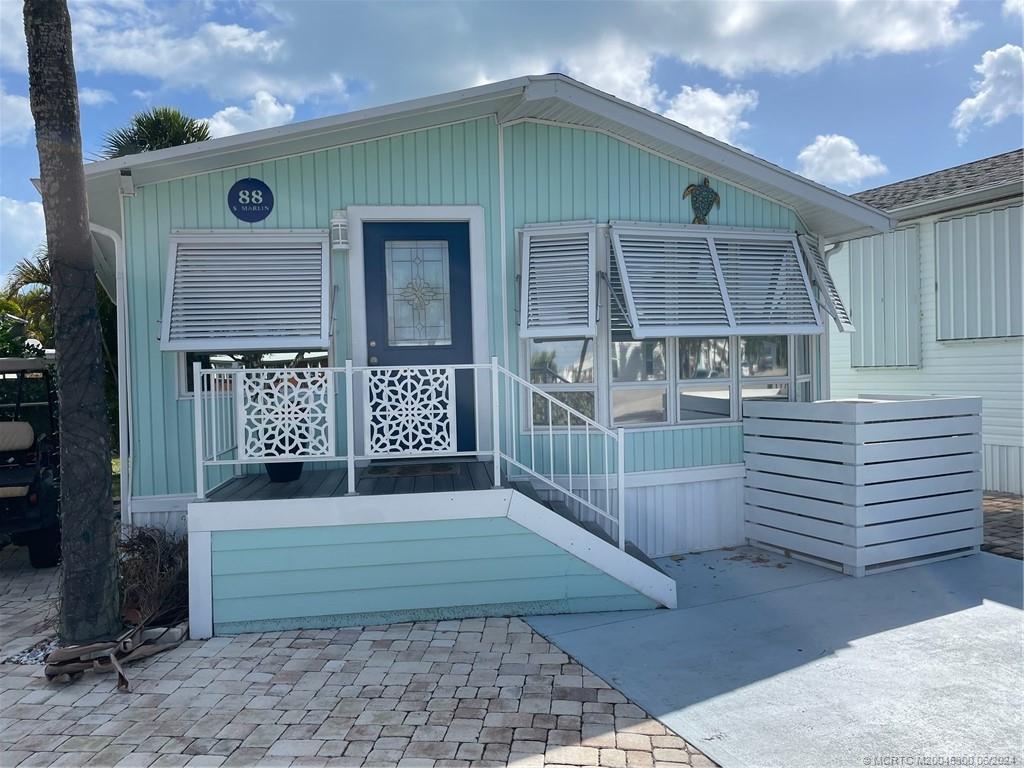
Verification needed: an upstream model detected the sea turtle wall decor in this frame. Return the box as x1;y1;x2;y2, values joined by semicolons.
683;176;720;224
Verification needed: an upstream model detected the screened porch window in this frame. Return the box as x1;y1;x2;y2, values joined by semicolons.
180;349;329;395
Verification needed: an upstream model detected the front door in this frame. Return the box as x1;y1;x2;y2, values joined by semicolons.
363;222;475;454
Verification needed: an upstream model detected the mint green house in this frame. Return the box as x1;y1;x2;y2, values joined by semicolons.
81;75;890;636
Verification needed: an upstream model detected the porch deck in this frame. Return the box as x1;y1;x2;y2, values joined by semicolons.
206;460;496;502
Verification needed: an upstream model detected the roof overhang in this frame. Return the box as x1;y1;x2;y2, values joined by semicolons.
82;74;893;242
882;179;1024;223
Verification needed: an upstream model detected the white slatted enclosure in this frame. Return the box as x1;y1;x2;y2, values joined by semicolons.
743;395;982;577
519;225;596;338
609;224;830;337
161;232;331;351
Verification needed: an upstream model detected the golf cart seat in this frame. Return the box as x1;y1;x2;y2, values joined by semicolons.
0;421;36;498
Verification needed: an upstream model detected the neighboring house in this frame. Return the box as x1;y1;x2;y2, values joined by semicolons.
827;149;1023;494
80;75;890;635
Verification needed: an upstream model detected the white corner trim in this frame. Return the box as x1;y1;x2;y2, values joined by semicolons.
188;530;213;639
187;488;512;533
506;492;677;609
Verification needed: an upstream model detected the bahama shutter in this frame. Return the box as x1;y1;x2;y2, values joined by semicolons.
797;233;855;332
610;223;823;337
160;233;331;352
519;226;596;338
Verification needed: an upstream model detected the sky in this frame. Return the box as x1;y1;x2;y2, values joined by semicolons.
1;0;1022;274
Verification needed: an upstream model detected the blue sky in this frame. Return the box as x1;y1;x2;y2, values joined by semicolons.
1;0;1022;272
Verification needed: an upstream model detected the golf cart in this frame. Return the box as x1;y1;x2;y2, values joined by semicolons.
0;357;60;568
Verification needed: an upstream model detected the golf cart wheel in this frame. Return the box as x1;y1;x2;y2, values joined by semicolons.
27;526;60;568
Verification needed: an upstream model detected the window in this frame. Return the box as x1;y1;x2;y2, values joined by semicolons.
610;336;668;425
180;349;329;395
160;233;330;352
528;338;595;425
678;338;731;421
385;241;452;346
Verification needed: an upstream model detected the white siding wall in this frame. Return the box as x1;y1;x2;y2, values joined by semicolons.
830;202;1024;493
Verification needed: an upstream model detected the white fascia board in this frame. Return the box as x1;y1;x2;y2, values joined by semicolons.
524;77;893;237
886;181;1023;223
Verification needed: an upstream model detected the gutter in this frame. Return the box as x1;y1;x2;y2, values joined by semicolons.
880;179;1023;223
87;219;132;530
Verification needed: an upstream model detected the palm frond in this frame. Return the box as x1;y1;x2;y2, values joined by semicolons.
101;107;211;159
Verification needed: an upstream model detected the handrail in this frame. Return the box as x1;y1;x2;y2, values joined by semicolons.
192;357;627;548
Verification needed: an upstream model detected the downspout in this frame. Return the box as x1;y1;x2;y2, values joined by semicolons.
89;218;132;530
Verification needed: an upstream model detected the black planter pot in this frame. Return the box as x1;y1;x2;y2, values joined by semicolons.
265;461;304;483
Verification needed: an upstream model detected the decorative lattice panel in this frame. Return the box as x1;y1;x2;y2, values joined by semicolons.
239;370;334;459
364;367;457;456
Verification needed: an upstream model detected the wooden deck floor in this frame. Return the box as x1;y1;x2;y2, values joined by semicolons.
207;460;497;502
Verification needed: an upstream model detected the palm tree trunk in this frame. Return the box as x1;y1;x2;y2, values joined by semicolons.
24;0;120;643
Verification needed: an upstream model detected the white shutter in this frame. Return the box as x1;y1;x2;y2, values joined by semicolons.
713;235;821;334
610;227;730;337
609;223;823;337
519;226;596;338
798;234;855;333
160;233;330;352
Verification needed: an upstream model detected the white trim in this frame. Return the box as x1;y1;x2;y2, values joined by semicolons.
131;493;195;514
89;220;131;529
498;122;510;367
345;206;489;455
506;492;676;608
187;489;512;533
187;530;213;639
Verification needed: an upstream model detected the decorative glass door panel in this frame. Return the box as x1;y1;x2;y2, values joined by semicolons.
363;222;475;454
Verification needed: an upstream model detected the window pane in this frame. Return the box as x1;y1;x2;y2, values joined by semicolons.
610;338;666;382
678;338;730;379
385;240;452;346
796;335;813;376
532;391;595;426
528;339;594;385
612;388;668;425
797;380;813;402
185;349;328;391
678;386;732;421
741;382;789;400
740;336;788;377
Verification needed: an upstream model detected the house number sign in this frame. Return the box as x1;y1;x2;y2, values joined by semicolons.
227;178;274;223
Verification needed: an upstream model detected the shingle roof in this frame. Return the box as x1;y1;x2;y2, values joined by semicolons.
853;149;1023;211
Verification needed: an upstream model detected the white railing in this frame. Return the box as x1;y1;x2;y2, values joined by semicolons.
193;358;627;547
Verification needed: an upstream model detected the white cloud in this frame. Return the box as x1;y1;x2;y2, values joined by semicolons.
796;134;888;187
951;44;1024;144
0;197;46;271
206;91;296;138
1003;0;1023;16
1;1;976;117
79;87;115;106
0;82;33;146
663;86;759;144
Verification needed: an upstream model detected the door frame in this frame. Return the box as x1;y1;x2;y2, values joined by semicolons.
345;206;491;458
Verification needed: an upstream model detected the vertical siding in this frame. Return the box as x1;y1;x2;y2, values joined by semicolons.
124;118;501;498
846;228;921;367
935;204;1023;341
830;204;1024;493
504;122;797;474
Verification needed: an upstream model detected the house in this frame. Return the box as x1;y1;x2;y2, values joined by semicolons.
80;74;891;636
827;149;1023;494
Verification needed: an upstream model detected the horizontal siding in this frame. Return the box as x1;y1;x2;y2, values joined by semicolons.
124;118;501;498
830;204;1024;493
936;204;1023;341
210;516;654;632
846;228;920;367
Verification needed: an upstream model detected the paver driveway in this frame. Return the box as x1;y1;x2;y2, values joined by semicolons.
0;546;713;767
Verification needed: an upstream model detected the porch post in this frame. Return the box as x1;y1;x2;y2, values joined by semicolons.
491;357;501;488
345;360;357;495
193;362;205;500
616;427;625;549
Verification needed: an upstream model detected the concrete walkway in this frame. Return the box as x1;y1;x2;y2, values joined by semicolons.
0;545;713;767
527;547;1024;768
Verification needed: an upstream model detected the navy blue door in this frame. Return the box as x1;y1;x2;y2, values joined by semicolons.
363;222;475;452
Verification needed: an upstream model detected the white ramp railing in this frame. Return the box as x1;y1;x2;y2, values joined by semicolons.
193;358;626;547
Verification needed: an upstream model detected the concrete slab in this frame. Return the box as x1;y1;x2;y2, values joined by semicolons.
528;547;1024;768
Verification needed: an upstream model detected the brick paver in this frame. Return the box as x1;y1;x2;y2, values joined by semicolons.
982;492;1023;560
0;545;714;767
0;546;59;660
